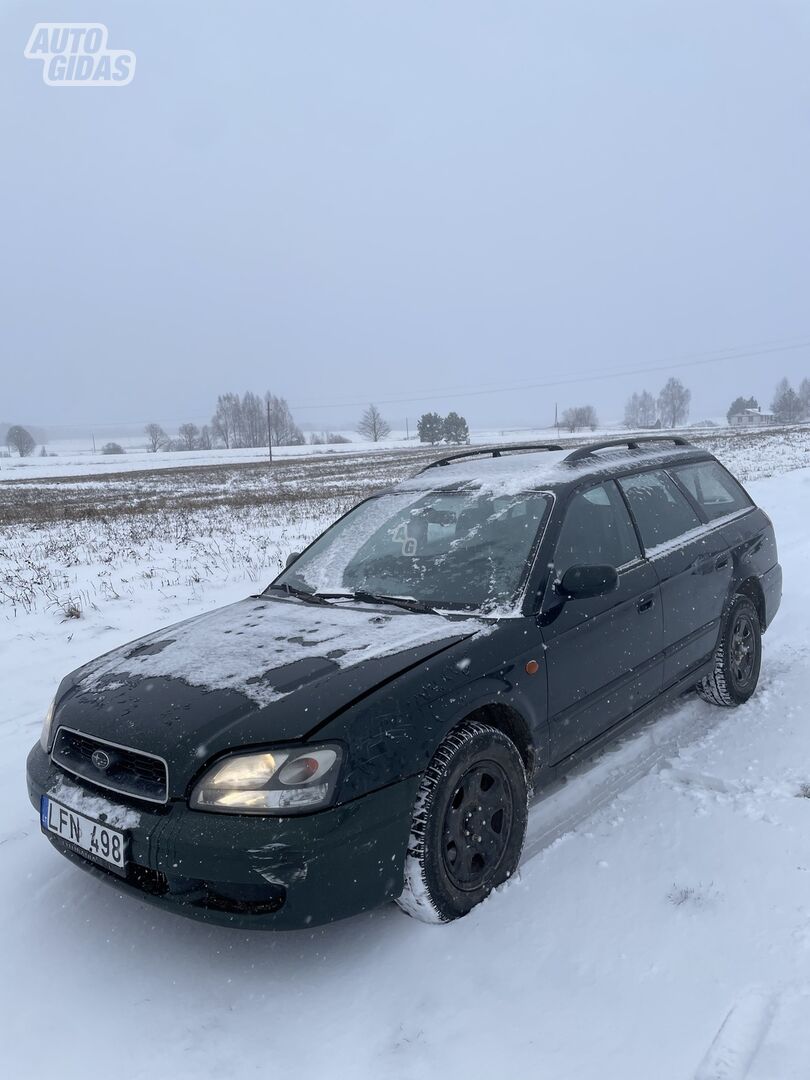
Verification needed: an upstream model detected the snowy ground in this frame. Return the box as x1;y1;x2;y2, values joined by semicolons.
2;441;810;1078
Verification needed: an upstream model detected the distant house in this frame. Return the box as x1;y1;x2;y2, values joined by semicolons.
730;407;776;428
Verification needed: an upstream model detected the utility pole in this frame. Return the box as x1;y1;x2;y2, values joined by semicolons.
405;417;409;441
554;403;558;436
91;433;96;454
266;399;273;463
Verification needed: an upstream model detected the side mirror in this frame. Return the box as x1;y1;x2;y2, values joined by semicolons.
285;551;301;569
557;564;618;600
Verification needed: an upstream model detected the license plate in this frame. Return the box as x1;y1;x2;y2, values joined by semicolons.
41;795;127;875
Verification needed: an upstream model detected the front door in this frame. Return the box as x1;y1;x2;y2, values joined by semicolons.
540;481;664;765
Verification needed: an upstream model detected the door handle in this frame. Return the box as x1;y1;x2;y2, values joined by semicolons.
714;554;729;570
636;595;655;613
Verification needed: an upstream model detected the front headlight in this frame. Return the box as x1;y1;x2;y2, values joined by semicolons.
40;696;57;752
190;744;343;814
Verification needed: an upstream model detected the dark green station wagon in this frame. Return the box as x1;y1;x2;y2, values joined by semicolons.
28;437;781;928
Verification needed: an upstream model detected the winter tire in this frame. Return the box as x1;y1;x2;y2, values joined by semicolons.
697;594;761;707
396;721;528;924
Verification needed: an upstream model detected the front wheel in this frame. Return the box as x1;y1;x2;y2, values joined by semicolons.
697;594;762;707
396;721;528;924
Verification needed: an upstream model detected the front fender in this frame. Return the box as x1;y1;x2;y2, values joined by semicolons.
321;621;549;802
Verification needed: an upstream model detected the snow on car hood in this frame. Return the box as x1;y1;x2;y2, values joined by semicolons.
75;595;487;707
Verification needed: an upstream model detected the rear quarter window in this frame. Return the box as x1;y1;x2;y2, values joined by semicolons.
617;470;701;551
671;461;752;521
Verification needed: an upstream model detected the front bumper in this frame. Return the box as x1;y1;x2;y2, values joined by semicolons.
27;744;418;930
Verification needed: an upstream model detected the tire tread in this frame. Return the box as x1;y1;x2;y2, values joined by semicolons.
396;721;526;924
697;594;760;708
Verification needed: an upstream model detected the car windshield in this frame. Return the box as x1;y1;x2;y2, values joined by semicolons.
268;488;551;612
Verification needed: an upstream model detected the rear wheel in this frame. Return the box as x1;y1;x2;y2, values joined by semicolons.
697;594;761;707
396;722;528;923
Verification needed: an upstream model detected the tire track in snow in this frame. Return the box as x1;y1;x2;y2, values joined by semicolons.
521;602;810;864
694;987;810;1080
522;698;721;862
694;990;778;1080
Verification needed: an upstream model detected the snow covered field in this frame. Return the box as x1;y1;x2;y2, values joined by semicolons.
2;422;797;482
2;436;810;1078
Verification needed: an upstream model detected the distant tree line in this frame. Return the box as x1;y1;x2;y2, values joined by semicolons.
309;431;352;445
416;411;470;445
143;391;306;452
624;377;691;429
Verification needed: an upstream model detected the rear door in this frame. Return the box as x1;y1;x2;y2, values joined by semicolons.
617;469;733;688
540;481;663;764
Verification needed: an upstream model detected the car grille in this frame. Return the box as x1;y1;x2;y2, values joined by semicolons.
51;727;168;805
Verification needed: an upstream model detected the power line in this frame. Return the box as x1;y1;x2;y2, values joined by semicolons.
22;335;810;430
289;337;810;410
288;334;810;406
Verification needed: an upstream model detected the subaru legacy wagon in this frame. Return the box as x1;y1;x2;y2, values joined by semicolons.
27;436;781;927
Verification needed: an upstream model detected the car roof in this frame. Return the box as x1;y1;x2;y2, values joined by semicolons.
397;437;712;496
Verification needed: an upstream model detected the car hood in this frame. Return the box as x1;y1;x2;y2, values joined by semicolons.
54;595;484;794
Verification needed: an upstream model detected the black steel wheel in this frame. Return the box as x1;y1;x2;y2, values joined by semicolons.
697;594;762;707
397;721;528;923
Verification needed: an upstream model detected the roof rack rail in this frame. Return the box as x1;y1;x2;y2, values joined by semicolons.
563;435;694;463
420;443;563;472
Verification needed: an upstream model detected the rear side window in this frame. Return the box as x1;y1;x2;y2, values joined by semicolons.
552;482;641;575
618;470;701;551
671;461;752;521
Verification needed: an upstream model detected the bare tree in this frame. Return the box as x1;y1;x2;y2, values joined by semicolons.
241;391;264;447
357;404;391;442
580;405;598;430
771;377;803;423
799;377;810;418
144;423;168;452
638;390;657;427
178;423;200;451
198;424;212;450
265;393;305;446
657;378;691;428
6;425;36;457
101;442;125;455
625;391;656;428
561;405;598;432
561;408;578;432
209;390;305;448
211;393;242;448
624;393;641;429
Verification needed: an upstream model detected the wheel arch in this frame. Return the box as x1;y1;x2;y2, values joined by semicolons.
735;575;766;630
455;702;537;777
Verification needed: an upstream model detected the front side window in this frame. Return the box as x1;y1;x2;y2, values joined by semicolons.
618;470;701;551
552;482;641;576
271;488;551;611
671;461;752;521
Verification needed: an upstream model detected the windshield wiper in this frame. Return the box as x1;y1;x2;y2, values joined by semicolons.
265;583;334;606
326;590;440;615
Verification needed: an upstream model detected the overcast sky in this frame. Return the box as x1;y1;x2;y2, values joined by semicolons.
2;1;810;436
